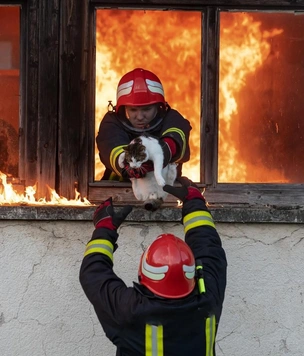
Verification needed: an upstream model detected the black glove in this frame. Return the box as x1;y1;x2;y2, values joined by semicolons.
93;197;132;230
163;176;205;203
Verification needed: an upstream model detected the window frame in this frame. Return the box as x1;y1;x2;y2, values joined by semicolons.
1;0;304;215
88;0;304;207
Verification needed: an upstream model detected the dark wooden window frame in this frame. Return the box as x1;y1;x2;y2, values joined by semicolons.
1;0;304;223
88;0;304;209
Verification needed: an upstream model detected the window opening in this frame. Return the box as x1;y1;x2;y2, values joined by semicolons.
94;9;202;182
0;5;91;206
0;6;20;179
219;11;304;183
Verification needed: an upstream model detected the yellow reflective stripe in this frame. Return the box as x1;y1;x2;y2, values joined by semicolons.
183;211;215;233
110;145;126;176
84;239;114;262
196;265;206;293
162;128;186;161
205;315;216;356
145;324;164;356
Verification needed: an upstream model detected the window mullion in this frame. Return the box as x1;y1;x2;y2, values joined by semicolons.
202;7;219;186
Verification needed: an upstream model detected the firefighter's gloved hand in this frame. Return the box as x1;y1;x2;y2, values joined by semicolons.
93;197;132;230
121;163;145;179
121;161;154;179
141;160;154;173
159;137;177;167
163;176;205;203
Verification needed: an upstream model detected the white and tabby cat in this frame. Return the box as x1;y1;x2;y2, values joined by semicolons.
118;135;177;210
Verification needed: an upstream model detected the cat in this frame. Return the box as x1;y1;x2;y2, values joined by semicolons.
118;135;177;211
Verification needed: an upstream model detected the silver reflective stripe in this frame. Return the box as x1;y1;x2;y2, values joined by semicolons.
84;239;114;261
145;324;163;356
85;243;112;254
151;325;158;356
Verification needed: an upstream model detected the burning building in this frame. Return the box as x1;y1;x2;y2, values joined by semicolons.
1;2;304;356
1;4;304;206
95;9;304;185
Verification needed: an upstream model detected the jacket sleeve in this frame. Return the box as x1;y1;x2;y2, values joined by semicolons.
79;227;138;328
160;108;192;163
96;112;130;176
182;199;227;311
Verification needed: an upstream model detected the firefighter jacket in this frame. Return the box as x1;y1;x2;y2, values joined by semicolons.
79;198;227;356
96;106;192;180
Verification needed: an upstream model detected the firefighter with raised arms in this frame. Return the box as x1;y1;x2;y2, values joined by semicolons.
79;177;227;355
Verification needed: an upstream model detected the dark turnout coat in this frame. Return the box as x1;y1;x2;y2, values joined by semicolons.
79;197;227;356
96;106;192;180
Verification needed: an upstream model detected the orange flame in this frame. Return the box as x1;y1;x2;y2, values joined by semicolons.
219;13;284;182
95;9;202;182
95;10;286;184
0;172;92;206
0;11;289;206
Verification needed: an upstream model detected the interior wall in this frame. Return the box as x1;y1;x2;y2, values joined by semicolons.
1;220;303;356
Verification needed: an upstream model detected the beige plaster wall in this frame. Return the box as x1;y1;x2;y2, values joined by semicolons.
1;220;303;356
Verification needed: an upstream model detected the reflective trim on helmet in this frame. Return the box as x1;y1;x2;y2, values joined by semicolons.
142;251;169;281
183;211;215;233
84;239;114;261
110;145;127;176
183;264;195;279
117;80;134;101
116;69;166;111
205;315;216;356
145;324;164;356
162;128;186;161
146;78;165;96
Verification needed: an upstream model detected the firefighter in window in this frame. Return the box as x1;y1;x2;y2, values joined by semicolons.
96;68;192;181
79;177;227;356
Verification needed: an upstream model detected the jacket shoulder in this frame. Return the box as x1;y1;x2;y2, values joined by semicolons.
100;111;120;123
165;108;185;119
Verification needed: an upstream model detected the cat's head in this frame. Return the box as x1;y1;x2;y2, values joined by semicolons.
123;138;149;168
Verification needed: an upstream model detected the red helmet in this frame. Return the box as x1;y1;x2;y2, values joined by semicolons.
138;234;196;299
116;68;166;112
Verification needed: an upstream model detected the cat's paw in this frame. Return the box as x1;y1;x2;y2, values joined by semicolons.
156;177;166;187
118;152;126;168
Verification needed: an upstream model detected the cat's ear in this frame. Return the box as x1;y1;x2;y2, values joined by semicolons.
124;145;131;153
118;152;126;168
134;137;142;144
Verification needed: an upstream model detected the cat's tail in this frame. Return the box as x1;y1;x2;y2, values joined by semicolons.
144;198;164;212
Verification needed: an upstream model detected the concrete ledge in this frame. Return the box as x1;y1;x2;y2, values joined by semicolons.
0;204;303;223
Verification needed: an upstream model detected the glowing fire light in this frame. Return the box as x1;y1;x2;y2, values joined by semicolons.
95;10;287;184
219;13;284;182
95;9;202;182
0;172;92;206
0;11;292;207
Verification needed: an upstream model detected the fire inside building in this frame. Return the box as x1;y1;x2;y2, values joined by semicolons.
1;2;304;356
0;1;304;207
95;9;304;185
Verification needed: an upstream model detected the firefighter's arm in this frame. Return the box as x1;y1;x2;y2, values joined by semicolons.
160;108;192;164
79;198;132;305
96;113;130;176
163;178;227;303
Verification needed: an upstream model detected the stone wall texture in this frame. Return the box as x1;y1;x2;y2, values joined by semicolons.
1;220;304;356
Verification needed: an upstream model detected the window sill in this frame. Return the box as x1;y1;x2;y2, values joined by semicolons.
0;203;303;223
